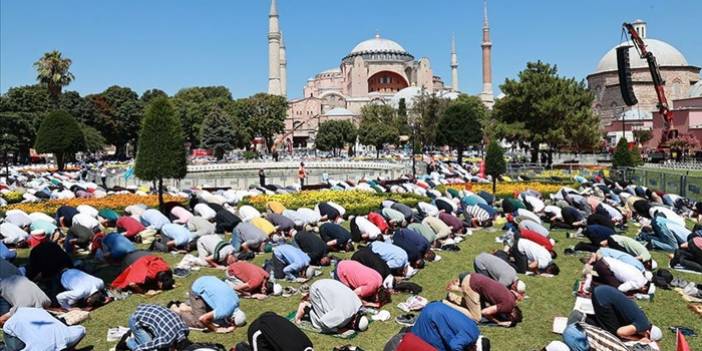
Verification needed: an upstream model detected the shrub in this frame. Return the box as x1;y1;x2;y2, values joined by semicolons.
2;191;23;204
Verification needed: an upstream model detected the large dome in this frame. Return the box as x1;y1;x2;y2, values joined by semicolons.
351;34;407;55
594;38;689;74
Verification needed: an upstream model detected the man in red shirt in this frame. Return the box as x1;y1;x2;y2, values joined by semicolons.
334;260;390;308
227;261;280;299
519;228;556;256
446;272;522;327
367;212;389;234
116;216;146;240
111;251;174;293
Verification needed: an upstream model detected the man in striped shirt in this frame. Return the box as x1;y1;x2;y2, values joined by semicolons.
125;304;188;351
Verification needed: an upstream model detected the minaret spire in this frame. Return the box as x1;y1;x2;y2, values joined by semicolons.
450;34;459;92
267;0;282;96
279;31;287;98
479;0;494;108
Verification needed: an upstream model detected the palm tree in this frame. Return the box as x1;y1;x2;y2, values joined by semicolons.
33;50;75;105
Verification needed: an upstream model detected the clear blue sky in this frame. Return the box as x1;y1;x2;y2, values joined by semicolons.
1;0;700;99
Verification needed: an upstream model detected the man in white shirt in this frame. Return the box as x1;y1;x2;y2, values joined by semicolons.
56;268;109;310
511;238;560;275
194;203;217;221
592;256;650;294
350;216;381;242
3;210;31;229
71;213;100;231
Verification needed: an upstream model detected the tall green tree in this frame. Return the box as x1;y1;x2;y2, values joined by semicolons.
493;61;598;163
59;91;97;125
135;97;187;208
80;124;106;154
237;93;287;153
358;104;399;158
200;108;239;160
412;91;449;149
34;111;85;171
89;86;143;159
485;139;506;194
437;95;486;165
33;51;74;105
140;89;168;105
0;119;19;175
315;120;356;157
612;138;633;167
172;86;233;148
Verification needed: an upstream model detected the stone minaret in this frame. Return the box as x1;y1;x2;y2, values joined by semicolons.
450;35;459;92
279;31;287;98
479;0;494;108
267;0;281;96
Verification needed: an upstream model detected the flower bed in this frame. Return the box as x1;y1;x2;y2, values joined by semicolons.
1;194;185;215
438;182;575;199
242;190;429;216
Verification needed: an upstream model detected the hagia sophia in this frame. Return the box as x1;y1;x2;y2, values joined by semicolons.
266;0;701;149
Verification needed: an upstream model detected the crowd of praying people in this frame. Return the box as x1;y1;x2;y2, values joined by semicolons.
0;164;700;350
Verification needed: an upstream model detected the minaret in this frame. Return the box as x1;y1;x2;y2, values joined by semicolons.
267;0;281;96
279;31;287;98
450;35;459;92
479;0;494;108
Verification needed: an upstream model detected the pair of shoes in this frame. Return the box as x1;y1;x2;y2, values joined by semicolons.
395;313;417;327
564;247;576;255
282;286;298;297
671;278;689;288
299;284;310;294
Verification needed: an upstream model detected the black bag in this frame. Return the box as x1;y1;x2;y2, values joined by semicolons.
652;269;673;289
394;281;423;294
181;342;227;351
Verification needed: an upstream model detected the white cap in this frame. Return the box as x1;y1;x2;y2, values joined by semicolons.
383;275;394;289
357;315;369;331
544;341;570;351
232;309;246;327
644;271;653;282
650;259;658;270
650;325;662;341
516;280;526;294
272;283;283;296
647;283;656;295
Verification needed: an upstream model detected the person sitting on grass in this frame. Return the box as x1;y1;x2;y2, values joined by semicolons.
0;275;51;326
370;241;412;278
196;234;237;269
334;260;390;308
319;222;354;252
93;232;137;263
293;279;369;334
56;268;110;311
232;222;267;254
186;215;216;238
410;301;489;351
116;215;147;242
3;307;86;351
156;223;196;252
227;260;281;299
111;250;174;294
473;252;526;299
293;230;332;267
670;235;702;272
445;272;522;327
171;276;246;334
392;228;435;269
587;255;651;295
349;215;382;242
271;244;315;281
122;304;189;351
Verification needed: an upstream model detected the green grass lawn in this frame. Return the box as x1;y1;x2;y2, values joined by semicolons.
9;224;702;350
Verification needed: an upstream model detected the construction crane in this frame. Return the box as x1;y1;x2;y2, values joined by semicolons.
622;22;676;146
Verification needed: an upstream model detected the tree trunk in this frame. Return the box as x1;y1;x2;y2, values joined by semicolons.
492;176;497;195
115;143;128;161
457;145;464;165
547;149;553;168
215;148;224;160
376;146;380;159
56;152;65;171
158;177;164;210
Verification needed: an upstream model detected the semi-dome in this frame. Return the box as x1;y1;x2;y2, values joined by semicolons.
351;34;407;55
690;80;702;98
324;107;355;117
593;38;689;74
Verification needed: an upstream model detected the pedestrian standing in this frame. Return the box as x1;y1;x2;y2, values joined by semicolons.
298;162;307;189
259;168;266;187
100;167;108;190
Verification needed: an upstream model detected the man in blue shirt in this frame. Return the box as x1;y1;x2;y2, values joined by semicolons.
411;302;487;351
159;223;195;251
97;232;136;262
370;241;409;277
590;285;662;343
172;276;246;333
392;228;434;268
574;224;615;252
3;307;86;351
272;244;314;281
140;209;171;231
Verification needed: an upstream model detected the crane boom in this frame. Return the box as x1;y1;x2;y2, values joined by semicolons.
622;22;675;145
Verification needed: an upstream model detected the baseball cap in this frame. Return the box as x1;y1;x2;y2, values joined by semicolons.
650;325;663;341
516;280;527;294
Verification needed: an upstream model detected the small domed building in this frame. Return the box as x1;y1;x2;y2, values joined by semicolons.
588;20;700;129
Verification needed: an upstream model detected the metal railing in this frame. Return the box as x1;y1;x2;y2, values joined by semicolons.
615;167;702;201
